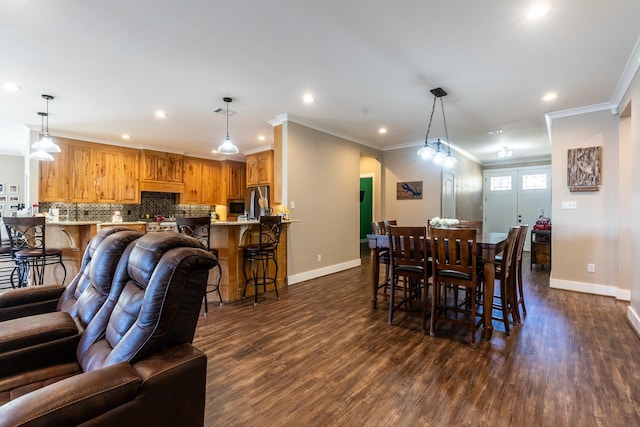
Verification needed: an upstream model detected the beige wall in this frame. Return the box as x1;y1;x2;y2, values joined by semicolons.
550;110;622;296
382;146;442;225
284;121;381;284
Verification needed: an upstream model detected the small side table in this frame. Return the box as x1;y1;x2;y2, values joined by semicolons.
531;229;551;270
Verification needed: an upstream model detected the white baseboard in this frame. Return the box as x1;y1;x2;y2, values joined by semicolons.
550;277;631;301
628;306;640;338
288;258;362;285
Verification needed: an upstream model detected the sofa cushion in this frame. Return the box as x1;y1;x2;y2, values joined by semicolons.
0;312;77;353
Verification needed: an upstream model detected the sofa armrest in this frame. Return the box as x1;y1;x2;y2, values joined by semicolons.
0;363;141;427
0;285;65;321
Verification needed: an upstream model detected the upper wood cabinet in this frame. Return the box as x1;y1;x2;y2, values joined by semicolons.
140;150;184;193
39;138;140;203
179;157;223;206
95;147;140;204
246;150;273;187
223;161;246;200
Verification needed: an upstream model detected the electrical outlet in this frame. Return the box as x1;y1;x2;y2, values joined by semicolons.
317;254;322;262
587;263;596;273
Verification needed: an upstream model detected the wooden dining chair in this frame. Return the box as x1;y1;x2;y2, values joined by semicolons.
387;225;431;328
371;221;391;294
429;227;483;347
513;224;529;321
491;226;520;335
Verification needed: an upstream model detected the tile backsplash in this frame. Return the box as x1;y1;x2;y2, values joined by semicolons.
39;192;212;222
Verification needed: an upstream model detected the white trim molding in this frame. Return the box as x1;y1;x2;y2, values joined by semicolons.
550;277;631;301
287;259;361;286
627;306;640;338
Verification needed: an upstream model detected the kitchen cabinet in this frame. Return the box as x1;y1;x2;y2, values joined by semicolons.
95;148;140;204
224;161;246;200
182;157;204;204
246;150;273;187
202;161;222;205
39;138;139;203
179;158;223;206
140;150;184;193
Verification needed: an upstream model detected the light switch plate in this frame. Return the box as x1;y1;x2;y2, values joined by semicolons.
562;201;577;209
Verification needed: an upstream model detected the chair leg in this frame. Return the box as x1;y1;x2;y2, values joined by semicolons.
387;274;396;325
272;255;279;300
517;265;527;318
216;263;223;306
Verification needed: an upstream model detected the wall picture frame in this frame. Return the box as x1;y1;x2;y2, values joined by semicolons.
396;181;423;200
8;185;18;194
567;146;602;192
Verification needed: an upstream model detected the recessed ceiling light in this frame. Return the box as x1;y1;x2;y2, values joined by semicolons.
527;2;550;19
121;134;131;140
542;92;558;101
378;127;387;134
258;135;266;141
2;82;21;91
303;93;315;104
487;129;503;135
155;111;168;119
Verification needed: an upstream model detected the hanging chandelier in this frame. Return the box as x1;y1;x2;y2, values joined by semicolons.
417;88;457;168
29;94;61;161
216;97;239;155
497;146;514;158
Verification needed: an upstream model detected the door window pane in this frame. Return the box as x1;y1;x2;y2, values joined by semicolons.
490;176;512;191
522;174;547;190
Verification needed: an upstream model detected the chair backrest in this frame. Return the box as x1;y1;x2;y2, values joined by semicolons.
430;227;477;279
371;221;383;235
499;226;521;283
58;229;143;324
383;220;397;233
58;227;142;314
257;216;282;251
388;225;428;271
77;232;217;372
3;216;48;258
176;216;210;250
514;224;528;268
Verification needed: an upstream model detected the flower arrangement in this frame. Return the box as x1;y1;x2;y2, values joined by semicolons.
430;217;459;227
274;205;290;220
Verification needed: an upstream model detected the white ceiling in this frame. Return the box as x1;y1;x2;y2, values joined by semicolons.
1;1;639;164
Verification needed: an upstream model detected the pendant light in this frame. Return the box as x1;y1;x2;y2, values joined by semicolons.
216;97;239;155
417;88;457;168
31;94;61;154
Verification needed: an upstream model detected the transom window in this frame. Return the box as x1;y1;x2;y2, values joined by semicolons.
490;176;512;191
522;174;547;190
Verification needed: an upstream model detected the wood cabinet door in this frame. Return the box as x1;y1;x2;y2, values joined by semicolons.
156;154;183;183
120;151;139;203
95;150;119;203
228;163;246;199
246;156;258;186
257;152;272;184
142;152;157;181
39;149;69;202
69;145;96;202
182;158;203;204
202;161;222;205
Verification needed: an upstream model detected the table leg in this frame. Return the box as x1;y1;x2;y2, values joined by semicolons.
482;261;495;340
370;247;380;309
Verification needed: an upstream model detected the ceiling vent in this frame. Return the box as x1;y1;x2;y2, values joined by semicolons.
212;106;237;116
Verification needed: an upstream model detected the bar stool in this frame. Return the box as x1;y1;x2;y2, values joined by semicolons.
3;216;67;287
176;216;223;314
0;240;14;290
242;215;282;306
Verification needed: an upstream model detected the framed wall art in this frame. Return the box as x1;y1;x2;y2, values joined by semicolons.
567;146;602;192
8;185;18;193
396;181;423;200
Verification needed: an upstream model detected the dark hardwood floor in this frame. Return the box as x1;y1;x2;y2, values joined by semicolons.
193;247;640;426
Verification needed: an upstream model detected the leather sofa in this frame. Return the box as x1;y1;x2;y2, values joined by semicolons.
0;231;217;426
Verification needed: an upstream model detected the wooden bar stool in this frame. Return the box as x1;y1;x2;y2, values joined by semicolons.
176;216;223;314
3;216;67;287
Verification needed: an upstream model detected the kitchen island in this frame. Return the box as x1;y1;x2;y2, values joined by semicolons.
210;220;297;303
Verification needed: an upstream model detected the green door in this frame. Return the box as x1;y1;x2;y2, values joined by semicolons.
360;177;373;240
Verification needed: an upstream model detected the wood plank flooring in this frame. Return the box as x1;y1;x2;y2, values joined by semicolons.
193;248;640;426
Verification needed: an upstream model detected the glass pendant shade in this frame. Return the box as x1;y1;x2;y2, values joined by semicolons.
31;133;61;153
217;136;239;154
216;97;239;155
417;144;436;159
29;150;54;161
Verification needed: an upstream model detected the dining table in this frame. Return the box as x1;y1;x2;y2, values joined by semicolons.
368;230;507;340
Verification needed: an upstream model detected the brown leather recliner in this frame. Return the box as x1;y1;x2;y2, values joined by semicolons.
0;226;139;322
0;232;216;427
0;228;144;378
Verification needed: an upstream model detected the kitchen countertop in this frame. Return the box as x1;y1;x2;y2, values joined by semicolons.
46;220;147;226
210;219;299;225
